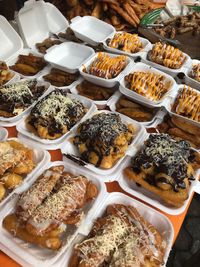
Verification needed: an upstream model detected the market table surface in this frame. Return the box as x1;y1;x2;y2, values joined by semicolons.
0;125;195;266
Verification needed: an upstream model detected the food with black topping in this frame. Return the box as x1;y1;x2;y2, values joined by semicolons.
0;80;46;118
124;134;200;207
3;165;98;250
69;203;166;267
190;63;200;82
0;62;14;86
72;112;136;169
84;52;127;79
0;140;36;202
27;90;87;139
148;42;186;69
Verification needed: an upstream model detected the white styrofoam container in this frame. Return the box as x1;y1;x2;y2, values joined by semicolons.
44;42;95;74
108;90;162;126
103;32;152;59
0;80;52;125
0;127;8;141
119;62;177;107
0;159;106;267
16;92;97;147
119;133;200;215
185;59;200;91
79;52;134;88
61;110;146;177
70;16;115;46
165;84;200;128
70;77;119;110
0;137;50;209
141;50;191;77
59;192;174;267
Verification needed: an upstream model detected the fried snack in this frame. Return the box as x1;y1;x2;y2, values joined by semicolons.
72;113;135;169
172;86;200;123
108;32;143;53
157;115;200;149
190;63;200;82
10;53;47;76
36;38;62;54
0;62;14;86
125;71;171;101
43;68;78;87
148;42;186;69
69;203;166;267
85;53;127;79
0;80;46;117
124;134;199;207
3;167;98;250
116;96;156;122
76;80;114;100
27;90;87;140
0;140;35;202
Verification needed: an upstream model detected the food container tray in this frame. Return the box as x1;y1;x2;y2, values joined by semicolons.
79;52;134;88
0;80;52;125
0;137;50;209
108;90;163;126
69;16;115;46
184;59;200;91
119;62;177;107
0;127;8;141
70;77;119;110
103;32;152;59
16;92;97;148
58;192;174;267
141;50;191;77
61;109;146;178
118;133;200;215
165;84;200;128
0;159;106;267
44;42;95;74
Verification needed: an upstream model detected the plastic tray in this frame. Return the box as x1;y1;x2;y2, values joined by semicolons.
0;79;52;125
79;52;133;88
119;62;177;107
185;59;200;91
108;90;162;126
119;132;200;215
44;42;95;74
103;32;152;59
0;127;8;141
0;159;106;267
16;92;97;148
141;50;191;77
60;192;174;267
61;110;146;177
69;16;115;46
70;77;120;110
0;137;50;209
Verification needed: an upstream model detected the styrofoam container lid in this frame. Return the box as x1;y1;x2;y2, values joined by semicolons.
44;42;95;74
0;15;23;62
0;159;106;267
79;52;134;88
0;127;8;141
185;59;200;91
70;16;115;46
119;62;177;107
17;0;49;49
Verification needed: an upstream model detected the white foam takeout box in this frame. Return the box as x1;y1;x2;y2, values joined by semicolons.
0;137;50;209
54;192;174;267
0;127;8;141
16;92;97;150
184;59;200;91
118;132;200;215
0;159;106;267
0;80;52;127
69;16;152;58
79;52;134;88
108;90;162;126
119;62;177;108
61;110;146;180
